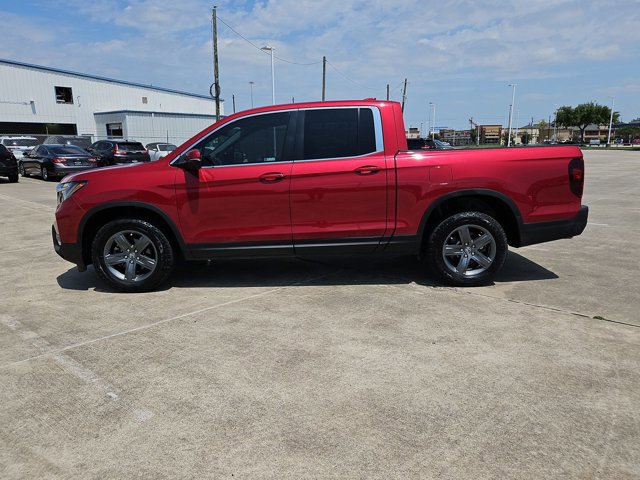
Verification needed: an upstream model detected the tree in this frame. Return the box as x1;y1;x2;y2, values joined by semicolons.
538;120;549;142
502;131;514;146
555;102;620;143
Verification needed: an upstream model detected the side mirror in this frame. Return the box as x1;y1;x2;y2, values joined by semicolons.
175;149;202;172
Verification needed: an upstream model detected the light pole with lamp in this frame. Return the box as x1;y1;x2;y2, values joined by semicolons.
553;104;558;142
507;84;517;146
429;102;436;139
249;81;255;108
261;46;275;105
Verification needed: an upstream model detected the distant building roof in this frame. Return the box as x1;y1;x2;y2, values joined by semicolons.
0;58;213;101
94;110;217;119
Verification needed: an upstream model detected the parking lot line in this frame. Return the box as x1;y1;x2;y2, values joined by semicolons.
0;269;339;371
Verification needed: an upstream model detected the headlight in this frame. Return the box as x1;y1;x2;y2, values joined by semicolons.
56;181;87;205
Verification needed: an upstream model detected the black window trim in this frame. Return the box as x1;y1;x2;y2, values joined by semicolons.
294;106;384;163
171;109;299;169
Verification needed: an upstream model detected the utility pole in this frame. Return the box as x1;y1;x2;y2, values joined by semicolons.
386;84;390;101
322;56;326;101
401;78;407;113
232;94;236;113
212;5;221;121
249;81;254;108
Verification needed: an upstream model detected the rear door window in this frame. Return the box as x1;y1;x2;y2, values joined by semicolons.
302;108;377;160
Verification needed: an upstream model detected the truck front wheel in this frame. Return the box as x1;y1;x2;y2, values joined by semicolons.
91;219;175;292
426;211;508;287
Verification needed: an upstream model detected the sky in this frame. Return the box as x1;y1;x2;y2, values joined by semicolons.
1;0;639;131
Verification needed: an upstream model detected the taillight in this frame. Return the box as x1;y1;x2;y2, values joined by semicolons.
52;157;64;164
568;157;584;197
88;157;97;163
112;146;124;155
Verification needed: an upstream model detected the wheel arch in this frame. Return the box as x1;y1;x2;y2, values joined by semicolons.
418;189;523;252
78;202;187;267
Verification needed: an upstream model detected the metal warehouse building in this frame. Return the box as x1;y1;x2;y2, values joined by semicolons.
0;59;221;146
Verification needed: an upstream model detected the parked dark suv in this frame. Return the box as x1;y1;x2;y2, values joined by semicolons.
87;140;150;167
0;144;19;183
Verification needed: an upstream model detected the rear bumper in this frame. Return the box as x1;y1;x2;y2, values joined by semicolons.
50;164;96;178
519;205;589;247
52;225;86;271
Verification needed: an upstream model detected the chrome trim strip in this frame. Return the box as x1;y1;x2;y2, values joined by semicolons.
171;105;385;168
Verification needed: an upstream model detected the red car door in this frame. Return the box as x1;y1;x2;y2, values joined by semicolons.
174;111;295;257
290;107;390;253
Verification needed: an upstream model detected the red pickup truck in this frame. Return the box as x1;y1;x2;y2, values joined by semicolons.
53;100;588;292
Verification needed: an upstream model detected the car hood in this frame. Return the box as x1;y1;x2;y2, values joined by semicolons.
62;161;151;183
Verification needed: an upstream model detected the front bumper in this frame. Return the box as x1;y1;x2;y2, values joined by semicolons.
519;205;589;247
52;224;86;271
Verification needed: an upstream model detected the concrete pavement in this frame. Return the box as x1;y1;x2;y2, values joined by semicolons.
1;150;639;479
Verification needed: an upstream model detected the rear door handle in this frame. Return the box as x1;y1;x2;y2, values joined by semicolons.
259;172;286;182
354;165;381;175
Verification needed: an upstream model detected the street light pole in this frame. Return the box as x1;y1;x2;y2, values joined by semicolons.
249;81;254;108
607;97;615;147
432;103;436;140
507;84;517;147
553;104;558;142
261;46;275;105
428;102;432;140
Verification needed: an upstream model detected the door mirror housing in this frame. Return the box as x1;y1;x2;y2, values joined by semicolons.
174;149;202;172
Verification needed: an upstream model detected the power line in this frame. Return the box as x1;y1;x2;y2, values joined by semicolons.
325;59;380;92
216;15;384;94
217;16;321;66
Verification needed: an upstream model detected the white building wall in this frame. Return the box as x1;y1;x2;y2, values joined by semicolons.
0;60;220;138
94;111;217;146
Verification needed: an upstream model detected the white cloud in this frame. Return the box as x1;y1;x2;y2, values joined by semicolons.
2;0;639;126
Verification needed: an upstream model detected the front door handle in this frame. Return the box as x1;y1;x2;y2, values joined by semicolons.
354;165;381;175
259;172;286;182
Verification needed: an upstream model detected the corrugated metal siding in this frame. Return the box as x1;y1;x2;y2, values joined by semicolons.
94;112;216;146
0;62;219;141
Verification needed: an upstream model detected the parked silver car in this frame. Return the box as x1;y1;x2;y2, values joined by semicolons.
0;136;39;159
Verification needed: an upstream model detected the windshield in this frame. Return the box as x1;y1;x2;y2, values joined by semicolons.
6;139;38;147
49;145;89;155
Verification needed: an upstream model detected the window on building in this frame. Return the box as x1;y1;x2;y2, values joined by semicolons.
107;123;124;138
55;86;73;104
303;108;376;160
142;97;148;104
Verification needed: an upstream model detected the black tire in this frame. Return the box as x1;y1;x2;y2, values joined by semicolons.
18;162;28;177
8;173;18;183
426;211;508;287
91;219;175;292
41;166;50;181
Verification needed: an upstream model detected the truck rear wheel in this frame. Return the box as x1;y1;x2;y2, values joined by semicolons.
427;211;507;287
91;219;175;292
